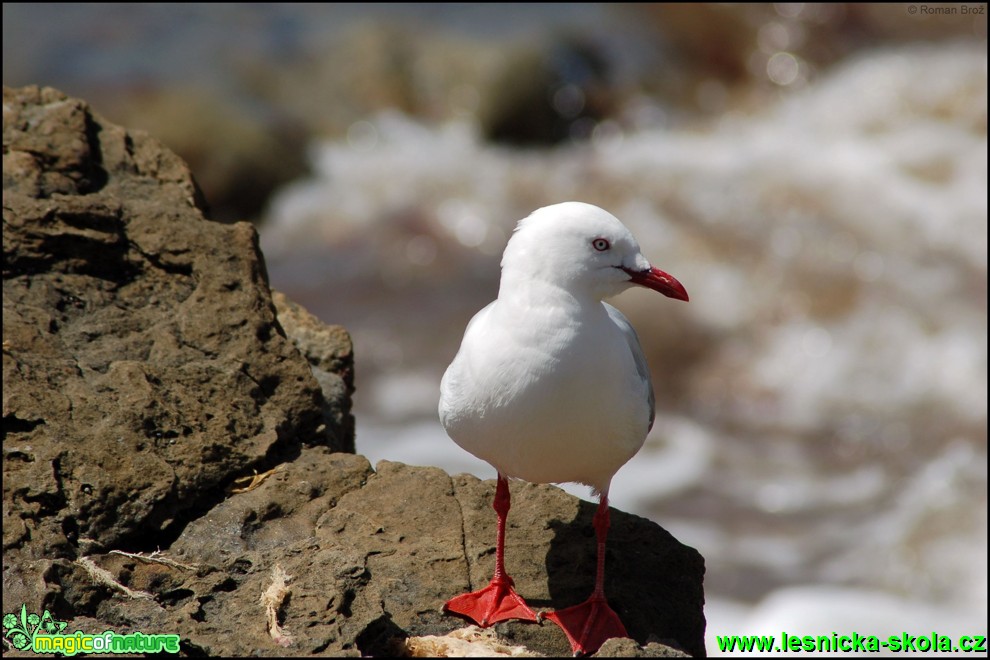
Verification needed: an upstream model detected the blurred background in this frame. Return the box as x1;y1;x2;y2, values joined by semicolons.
4;3;986;653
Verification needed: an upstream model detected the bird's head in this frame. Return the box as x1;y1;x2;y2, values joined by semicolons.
500;202;689;303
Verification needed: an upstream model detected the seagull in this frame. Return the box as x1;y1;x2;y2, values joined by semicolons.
439;202;689;655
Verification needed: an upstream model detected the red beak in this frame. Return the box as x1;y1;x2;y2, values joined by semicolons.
623;266;689;302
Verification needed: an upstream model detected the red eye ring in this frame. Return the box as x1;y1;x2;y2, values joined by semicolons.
592;238;610;252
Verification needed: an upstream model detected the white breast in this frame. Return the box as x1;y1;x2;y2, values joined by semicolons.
439;298;652;492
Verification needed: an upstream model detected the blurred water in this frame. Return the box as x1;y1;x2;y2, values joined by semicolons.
262;43;988;652
5;4;987;654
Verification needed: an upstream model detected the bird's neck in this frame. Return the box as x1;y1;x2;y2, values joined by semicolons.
497;271;601;316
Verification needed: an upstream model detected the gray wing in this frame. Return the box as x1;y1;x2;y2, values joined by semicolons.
604;303;656;431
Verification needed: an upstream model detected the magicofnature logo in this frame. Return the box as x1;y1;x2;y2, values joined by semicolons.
3;604;179;656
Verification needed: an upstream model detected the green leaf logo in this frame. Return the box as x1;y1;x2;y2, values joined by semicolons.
2;605;69;650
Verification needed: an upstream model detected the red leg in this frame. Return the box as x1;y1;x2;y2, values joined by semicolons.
542;491;628;655
444;474;539;626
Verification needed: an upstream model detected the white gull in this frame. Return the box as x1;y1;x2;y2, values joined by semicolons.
439;201;689;655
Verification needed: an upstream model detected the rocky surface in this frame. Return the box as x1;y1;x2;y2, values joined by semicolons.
271;290;356;454
2;86;706;657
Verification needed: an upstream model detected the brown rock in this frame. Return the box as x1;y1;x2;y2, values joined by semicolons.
272;290;356;453
2;84;351;560
4;459;703;656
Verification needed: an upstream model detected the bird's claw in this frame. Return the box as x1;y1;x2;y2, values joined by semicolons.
542;595;628;656
443;576;539;627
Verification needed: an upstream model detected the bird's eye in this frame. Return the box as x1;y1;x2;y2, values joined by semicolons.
592;238;610;252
